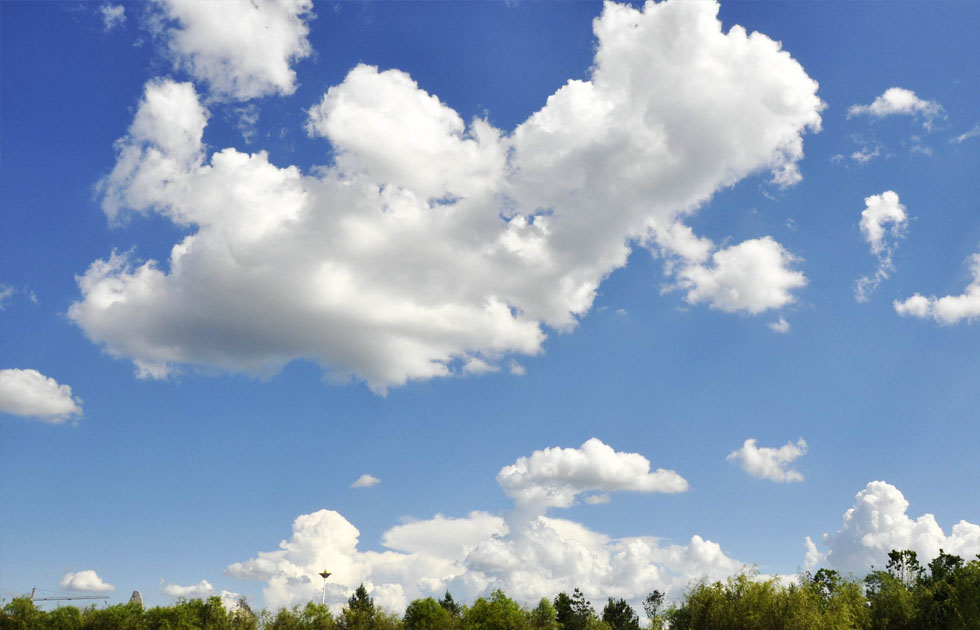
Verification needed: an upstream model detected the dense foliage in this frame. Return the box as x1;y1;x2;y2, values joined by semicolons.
4;550;978;630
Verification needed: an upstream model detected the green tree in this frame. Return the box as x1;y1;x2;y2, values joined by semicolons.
339;585;376;630
600;600;638;630
81;601;146;630
438;594;461;620
528;599;557;630
404;598;452;630
229;599;258;630
553;590;591;630
45;606;83;630
866;569;914;630
301;602;336;630
463;590;526;630
887;550;923;587
1;599;45;630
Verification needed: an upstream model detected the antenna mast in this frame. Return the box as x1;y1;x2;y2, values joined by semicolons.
318;570;332;605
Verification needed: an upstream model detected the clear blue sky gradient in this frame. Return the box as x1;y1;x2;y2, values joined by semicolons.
1;0;978;610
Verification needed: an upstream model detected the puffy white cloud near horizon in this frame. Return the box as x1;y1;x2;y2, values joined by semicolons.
71;0;822;392
894;253;980;324
61;570;115;592
152;0;313;100
160;579;216;599
817;481;980;575
160;580;242;608
848;88;943;129
0;368;83;423
855;191;908;302
726;438;807;483
224;439;740;611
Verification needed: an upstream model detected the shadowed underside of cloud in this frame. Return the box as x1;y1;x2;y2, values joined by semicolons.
70;0;823;391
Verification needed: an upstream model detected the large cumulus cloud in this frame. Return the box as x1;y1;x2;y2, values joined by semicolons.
815;481;980;575
223;439;736;612
71;0;822;391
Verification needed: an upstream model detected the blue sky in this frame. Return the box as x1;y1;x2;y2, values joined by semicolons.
1;0;978;613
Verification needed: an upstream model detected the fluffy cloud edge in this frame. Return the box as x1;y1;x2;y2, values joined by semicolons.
0;368;83;423
60;570;115;592
854;190;908;303
73;0;822;392
816;480;980;575
847;87;943;128
894;253;980;324
151;0;314;101
726;438;808;483
496;438;689;509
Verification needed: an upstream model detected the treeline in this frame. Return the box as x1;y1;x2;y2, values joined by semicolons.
3;549;979;630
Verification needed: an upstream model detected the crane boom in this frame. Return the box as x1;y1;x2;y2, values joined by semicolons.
29;587;109;603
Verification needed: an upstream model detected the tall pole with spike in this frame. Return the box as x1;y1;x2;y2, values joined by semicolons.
318;570;332;605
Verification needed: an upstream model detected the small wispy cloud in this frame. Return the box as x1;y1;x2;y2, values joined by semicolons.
951;123;980;144
100;4;125;32
768;317;790;334
351;474;381;488
848;87;943;129
855;191;908;302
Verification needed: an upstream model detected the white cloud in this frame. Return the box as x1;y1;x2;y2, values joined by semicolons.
584;494;611;505
675;237;807;314
849;145;881;165
496;438;688;510
819;481;980;576
60;570;115;592
160;579;215;599
101;4;125;31
768;317;790;333
951;123;980;144
0;284;13;309
894;253;980;324
72;0;821;392
351;474;380;488
854;191;908;302
382;512;508;560
221;590;245;610
0;368;83;423
153;0;314;100
726;438;807;483
848;87;943;128
803;536;825;571
225;439;738;613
